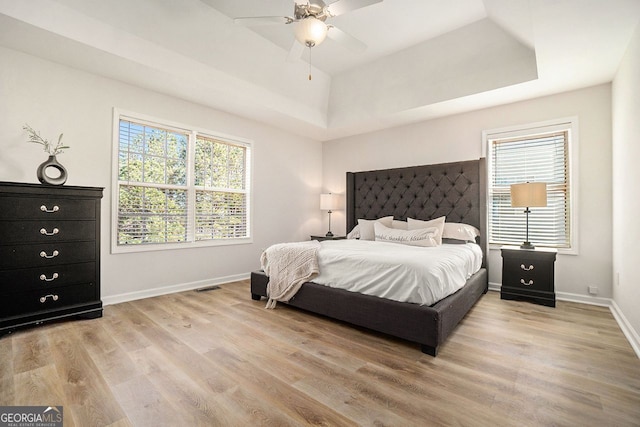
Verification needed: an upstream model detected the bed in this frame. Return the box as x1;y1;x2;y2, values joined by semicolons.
251;158;488;356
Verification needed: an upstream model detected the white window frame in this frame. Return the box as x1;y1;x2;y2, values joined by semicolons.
482;117;579;255
111;108;253;254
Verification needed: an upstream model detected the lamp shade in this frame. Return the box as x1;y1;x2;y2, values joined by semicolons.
320;193;339;211
294;17;328;47
510;182;547;208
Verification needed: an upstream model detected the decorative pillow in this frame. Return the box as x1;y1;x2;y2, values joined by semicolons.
443;222;480;242
347;225;360;239
407;216;446;245
391;219;408;230
357;216;394;240
374;223;438;247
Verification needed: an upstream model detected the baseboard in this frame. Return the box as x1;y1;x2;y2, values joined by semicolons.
102;273;250;306
488;281;501;292
555;291;611;307
489;282;611;307
610;300;640;358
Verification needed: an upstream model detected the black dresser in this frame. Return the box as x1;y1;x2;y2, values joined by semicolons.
0;182;103;335
501;246;557;307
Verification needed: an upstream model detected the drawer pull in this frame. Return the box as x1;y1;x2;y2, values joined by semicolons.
520;279;534;286
40;227;60;236
520;264;534;271
39;294;59;303
40;205;60;213
39;250;59;259
40;273;59;282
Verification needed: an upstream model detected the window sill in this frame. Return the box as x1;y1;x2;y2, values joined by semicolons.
111;237;253;254
488;244;578;256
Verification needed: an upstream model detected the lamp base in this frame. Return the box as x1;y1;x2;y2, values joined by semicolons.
520;241;535;250
325;231;334;237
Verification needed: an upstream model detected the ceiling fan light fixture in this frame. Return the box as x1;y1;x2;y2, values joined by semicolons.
294;17;328;47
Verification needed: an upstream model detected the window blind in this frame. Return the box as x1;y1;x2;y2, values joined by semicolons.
194;136;248;240
116;116;250;249
195;190;247;240
118;120;189;245
118;184;188;245
489;131;571;248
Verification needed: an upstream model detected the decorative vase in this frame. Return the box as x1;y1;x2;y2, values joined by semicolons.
37;155;68;185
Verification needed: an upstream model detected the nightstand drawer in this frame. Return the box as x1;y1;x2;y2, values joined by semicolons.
502;259;554;292
0;220;96;244
0;282;99;318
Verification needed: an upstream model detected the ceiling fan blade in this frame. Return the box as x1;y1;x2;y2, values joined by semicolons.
327;0;382;17
286;40;305;63
327;25;367;52
233;16;294;26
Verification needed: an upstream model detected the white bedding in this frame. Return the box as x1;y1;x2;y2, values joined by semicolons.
312;240;483;306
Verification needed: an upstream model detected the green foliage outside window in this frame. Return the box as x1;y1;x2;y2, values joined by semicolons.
117;119;248;246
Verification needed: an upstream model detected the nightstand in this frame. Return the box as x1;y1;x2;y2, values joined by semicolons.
501;246;557;307
310;235;346;241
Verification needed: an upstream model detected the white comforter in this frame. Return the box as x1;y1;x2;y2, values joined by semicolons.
312;240;483;306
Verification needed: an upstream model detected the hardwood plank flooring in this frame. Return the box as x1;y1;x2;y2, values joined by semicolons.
1;280;639;426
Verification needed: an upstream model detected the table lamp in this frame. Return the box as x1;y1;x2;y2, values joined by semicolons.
510;182;547;249
320;193;340;237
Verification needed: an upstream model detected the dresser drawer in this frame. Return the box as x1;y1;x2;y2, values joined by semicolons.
0;282;99;318
0;220;96;244
0;241;96;270
0;196;96;220
0;262;96;293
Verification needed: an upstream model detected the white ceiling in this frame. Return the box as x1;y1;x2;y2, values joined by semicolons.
0;0;639;141
203;0;489;76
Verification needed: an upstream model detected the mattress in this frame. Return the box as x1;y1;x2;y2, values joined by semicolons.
312;239;483;306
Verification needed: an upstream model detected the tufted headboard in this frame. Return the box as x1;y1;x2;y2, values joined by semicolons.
346;158;487;266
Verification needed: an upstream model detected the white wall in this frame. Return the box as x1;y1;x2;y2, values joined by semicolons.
323;84;613;300
328;18;537;129
612;23;640;349
0;46;323;301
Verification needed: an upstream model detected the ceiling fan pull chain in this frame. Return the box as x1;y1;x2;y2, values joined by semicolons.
308;46;312;80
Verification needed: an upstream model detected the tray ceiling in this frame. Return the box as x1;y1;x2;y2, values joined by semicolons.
0;0;638;140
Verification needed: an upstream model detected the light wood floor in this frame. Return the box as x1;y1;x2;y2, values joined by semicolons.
1;281;639;426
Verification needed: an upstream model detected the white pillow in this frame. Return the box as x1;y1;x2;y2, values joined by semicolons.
391;220;408;230
407;216;446;245
357;216;394;240
347;225;360;239
374;223;438;247
443;222;480;242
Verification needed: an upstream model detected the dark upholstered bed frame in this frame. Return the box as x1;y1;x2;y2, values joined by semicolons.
251;158;488;356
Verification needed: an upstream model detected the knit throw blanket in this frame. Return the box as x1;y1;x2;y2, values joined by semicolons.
260;241;321;309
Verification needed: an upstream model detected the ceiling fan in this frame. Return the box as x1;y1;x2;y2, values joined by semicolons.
234;0;382;78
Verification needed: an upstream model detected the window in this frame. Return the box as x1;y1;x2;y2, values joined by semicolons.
112;110;251;253
484;118;577;252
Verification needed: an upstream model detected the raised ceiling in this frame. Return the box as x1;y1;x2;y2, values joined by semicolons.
0;0;639;141
204;0;489;76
